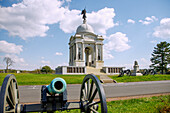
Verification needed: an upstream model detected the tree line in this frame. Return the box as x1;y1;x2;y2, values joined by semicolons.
1;57;54;74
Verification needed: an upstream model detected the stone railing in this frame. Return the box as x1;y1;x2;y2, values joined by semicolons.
55;66;86;75
102;67;125;75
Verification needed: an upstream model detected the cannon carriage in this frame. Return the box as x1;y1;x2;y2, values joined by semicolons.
0;74;107;113
118;69;131;77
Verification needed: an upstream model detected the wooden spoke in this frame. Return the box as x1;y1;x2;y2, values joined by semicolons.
89;88;98;103
88;80;94;100
13;82;18;103
90;108;98;113
8;81;15;105
82;89;87;100
84;82;87;97
88;101;100;107
6;93;14;108
87;79;90;99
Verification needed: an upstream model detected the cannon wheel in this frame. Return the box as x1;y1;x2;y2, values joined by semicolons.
0;74;20;113
126;69;131;76
80;74;107;113
118;70;124;77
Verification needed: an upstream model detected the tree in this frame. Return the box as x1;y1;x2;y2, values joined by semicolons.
3;57;14;73
150;41;170;74
41;65;52;74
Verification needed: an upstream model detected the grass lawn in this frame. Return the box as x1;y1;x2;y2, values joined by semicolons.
0;73;86;86
106;95;170;113
109;74;170;83
1;73;170;86
54;95;170;113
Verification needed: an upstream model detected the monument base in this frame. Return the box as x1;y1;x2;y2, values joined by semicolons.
131;73;143;76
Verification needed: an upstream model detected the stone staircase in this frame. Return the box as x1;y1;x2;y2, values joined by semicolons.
86;67;107;75
86;67;116;83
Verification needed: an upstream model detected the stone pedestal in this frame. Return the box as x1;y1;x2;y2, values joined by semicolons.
131;61;142;76
131;72;143;76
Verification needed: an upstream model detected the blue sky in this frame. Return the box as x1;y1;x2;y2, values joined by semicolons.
0;0;170;70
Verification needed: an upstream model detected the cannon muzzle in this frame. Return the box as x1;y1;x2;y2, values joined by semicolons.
47;78;67;95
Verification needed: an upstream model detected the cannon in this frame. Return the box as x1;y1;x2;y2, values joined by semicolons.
0;74;107;113
118;69;131;77
142;69;156;75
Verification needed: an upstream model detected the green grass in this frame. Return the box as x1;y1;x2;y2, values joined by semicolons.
1;73;170;86
109;74;170;83
0;73;86;86
106;95;170;113
55;95;170;113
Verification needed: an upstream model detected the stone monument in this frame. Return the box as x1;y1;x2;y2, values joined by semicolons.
131;61;142;76
69;9;104;69
55;9;124;75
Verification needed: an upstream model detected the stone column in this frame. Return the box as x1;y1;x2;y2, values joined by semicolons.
101;44;103;61
73;45;75;60
69;46;71;65
69;47;71;64
82;43;84;61
76;43;78;60
71;46;73;64
95;44;98;61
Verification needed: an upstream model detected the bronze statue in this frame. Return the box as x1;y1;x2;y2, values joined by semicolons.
81;9;86;21
134;61;138;65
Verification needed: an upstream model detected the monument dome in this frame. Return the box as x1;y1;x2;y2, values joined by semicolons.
76;21;94;34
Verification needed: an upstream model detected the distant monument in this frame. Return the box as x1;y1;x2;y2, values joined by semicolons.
131;61;142;76
56;9;124;75
134;61;139;72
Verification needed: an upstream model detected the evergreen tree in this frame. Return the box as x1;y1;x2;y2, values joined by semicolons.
150;41;170;74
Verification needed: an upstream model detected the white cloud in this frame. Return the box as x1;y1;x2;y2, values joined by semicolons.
55;52;63;56
150;40;157;44
104;32;131;60
66;0;71;2
127;19;135;24
60;7;117;35
104;32;131;52
103;49;114;60
59;9;81;33
0;0;65;39
0;41;26;69
5;54;25;63
41;57;45;59
139;16;158;25
0;0;117;39
41;60;50;64
0;40;23;54
139;58;151;69
153;18;170;39
88;7;117;34
57;62;68;66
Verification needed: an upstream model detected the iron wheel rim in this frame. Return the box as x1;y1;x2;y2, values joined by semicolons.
0;74;19;113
